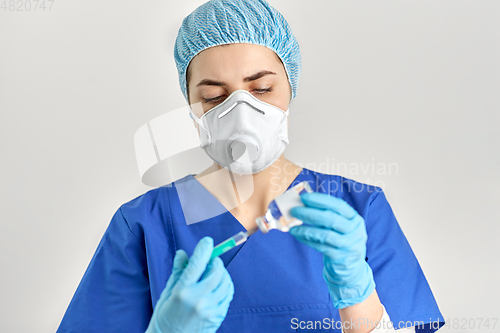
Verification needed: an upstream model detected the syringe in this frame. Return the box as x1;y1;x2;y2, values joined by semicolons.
183;227;260;268
210;226;259;259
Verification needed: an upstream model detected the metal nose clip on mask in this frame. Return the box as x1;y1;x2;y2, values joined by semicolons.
189;90;290;175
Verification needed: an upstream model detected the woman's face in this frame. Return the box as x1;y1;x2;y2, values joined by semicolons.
187;43;292;116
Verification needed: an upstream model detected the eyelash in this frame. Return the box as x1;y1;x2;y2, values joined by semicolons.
203;88;273;104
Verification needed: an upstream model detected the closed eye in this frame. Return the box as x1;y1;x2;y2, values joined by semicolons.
203;87;273;104
254;87;273;95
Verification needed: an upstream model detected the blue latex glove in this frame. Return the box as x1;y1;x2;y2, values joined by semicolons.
289;192;375;309
145;236;234;333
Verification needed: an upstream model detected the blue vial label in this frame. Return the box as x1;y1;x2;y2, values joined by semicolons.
268;200;282;221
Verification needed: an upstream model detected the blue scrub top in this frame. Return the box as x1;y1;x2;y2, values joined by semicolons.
57;168;445;332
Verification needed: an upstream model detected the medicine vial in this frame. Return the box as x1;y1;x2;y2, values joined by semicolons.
255;181;313;233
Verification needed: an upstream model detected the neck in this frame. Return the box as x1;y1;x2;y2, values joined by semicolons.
194;155;303;216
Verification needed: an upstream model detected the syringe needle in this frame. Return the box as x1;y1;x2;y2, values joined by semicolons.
245;226;259;237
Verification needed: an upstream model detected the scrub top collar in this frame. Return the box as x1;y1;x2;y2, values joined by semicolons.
174;167;309;230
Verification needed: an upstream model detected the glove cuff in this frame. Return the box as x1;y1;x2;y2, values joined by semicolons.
324;261;376;309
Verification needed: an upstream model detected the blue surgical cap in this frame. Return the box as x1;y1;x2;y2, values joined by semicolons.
174;0;302;103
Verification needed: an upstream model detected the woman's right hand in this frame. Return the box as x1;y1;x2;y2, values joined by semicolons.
146;236;234;333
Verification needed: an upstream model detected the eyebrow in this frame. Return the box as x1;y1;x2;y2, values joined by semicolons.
195;70;277;87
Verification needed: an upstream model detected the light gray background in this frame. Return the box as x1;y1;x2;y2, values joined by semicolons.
1;0;499;332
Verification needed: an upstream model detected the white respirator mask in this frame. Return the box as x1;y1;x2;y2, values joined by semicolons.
189;89;289;175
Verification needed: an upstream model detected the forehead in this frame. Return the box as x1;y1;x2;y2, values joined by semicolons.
188;43;284;78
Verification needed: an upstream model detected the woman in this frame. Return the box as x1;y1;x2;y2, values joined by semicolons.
57;1;444;332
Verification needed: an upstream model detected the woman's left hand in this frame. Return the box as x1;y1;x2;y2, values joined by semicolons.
289;192;376;309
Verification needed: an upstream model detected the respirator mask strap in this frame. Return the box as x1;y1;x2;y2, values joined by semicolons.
277;109;290;143
188;106;212;146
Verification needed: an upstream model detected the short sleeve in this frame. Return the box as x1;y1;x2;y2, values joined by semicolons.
57;207;152;333
365;189;445;333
